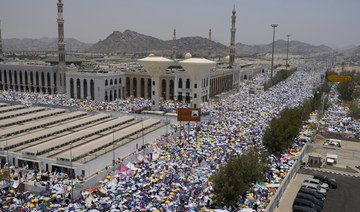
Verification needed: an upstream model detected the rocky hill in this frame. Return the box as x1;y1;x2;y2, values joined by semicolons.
3;37;92;51
236;40;333;55
88;30;333;56
87;30;228;56
3;30;334;56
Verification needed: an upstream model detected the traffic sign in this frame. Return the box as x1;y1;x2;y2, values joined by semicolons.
327;75;353;82
177;108;201;122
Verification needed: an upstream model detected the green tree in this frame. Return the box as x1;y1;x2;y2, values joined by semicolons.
349;101;360;119
337;81;355;101
211;147;269;206
0;168;10;182
263;108;302;153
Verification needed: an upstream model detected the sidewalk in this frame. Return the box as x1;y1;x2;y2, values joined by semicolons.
274;173;312;212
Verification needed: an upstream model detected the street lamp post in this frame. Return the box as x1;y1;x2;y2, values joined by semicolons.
142;117;145;156
270;24;278;80
6;138;10;182
286;34;290;70
112;129;115;172
70;141;73;201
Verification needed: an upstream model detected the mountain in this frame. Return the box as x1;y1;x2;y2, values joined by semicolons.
87;30;228;56
3;37;92;51
87;30;168;53
3;30;334;56
236;40;333;55
343;45;360;57
88;30;332;56
165;36;228;56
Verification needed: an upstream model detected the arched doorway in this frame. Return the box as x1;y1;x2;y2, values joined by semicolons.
126;77;130;97
70;78;74;98
90;79;95;100
162;79;166;100
76;78;81;99
147;78;152;99
141;78;145;98
132;78;137;97
83;79;88;99
170;80;174;100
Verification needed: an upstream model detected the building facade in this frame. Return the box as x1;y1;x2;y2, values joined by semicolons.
0;64;63;94
65;71;124;101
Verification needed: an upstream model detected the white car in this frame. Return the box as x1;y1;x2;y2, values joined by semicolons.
301;182;327;196
304;178;329;190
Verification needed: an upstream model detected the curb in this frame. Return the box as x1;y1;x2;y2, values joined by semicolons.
303;167;360;178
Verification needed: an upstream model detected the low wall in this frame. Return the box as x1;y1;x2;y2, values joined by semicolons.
265;144;309;212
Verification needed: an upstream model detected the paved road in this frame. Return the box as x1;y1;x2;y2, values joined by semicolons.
298;168;360;212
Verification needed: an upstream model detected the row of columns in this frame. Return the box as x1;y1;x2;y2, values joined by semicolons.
0;70;59;94
69;78;95;100
124;76;174;100
210;73;233;98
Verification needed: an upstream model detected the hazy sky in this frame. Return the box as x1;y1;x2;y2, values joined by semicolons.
1;0;359;48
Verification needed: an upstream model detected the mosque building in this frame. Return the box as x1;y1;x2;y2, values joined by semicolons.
0;1;243;105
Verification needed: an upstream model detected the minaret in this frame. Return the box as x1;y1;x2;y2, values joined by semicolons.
57;0;66;93
208;27;212;59
0;20;3;56
57;0;66;65
172;28;176;59
229;5;236;67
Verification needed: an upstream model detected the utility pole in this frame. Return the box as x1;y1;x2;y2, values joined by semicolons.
286;35;290;70
142;117;145;156
70;141;73;201
112;129;115;172
270;24;278;80
6;138;10;182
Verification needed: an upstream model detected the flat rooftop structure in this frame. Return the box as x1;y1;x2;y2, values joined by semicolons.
0;108;66;128
0;111;87;137
56;119;160;162
0;113;110;150
23;116;135;156
0;105;26;113
0;107;45;120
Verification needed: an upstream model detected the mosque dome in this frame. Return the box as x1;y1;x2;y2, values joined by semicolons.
184;53;192;60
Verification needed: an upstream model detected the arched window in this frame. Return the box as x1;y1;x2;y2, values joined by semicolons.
178;78;183;88
115;79;117;84
83;79;88;98
110;79;113;85
76;78;81;99
170;80;174;100
105;79;108;86
132;78;137;97
90;79;95;100
70;78;74;98
140;78;145;98
162;79;166;99
186;78;190;89
47;73;51;93
147;78;152;98
126;77;130;97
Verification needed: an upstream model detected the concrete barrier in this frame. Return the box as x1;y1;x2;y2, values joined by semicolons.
265;144;309;212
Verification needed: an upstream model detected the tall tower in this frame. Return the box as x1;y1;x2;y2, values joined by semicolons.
172;28;176;59
208;28;212;59
57;0;66;65
229;5;236;67
57;0;66;93
0;20;3;56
